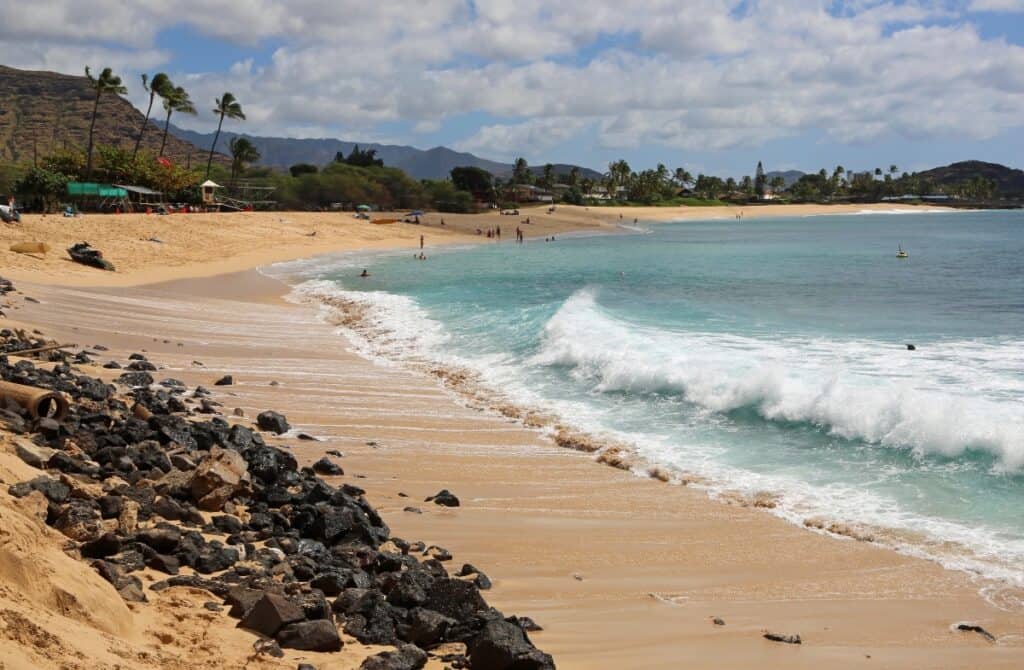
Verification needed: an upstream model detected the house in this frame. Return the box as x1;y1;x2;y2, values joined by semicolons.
513;184;554;203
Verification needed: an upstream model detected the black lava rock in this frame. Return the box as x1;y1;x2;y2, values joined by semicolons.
425;489;460;507
257;411;291;435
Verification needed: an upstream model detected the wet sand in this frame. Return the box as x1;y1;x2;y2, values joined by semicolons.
8;269;1021;670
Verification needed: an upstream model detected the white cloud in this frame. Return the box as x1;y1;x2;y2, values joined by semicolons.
454;118;589;159
1;0;1024;161
969;0;1024;12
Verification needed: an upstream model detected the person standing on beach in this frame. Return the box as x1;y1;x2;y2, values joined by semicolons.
497;225;501;239
420;235;424;250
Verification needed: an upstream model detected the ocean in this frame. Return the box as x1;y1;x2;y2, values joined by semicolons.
269;210;1024;591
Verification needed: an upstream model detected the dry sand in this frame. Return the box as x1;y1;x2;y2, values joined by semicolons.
3;199;1016;669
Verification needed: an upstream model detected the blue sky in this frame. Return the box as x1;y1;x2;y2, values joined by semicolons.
2;1;1024;177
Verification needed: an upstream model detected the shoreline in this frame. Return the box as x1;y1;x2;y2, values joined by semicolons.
269;243;1023;593
5;262;1022;668
1;202;953;288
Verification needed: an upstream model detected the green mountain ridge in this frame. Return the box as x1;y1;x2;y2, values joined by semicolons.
167;125;604;181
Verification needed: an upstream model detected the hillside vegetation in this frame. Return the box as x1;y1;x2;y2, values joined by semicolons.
0;66;218;167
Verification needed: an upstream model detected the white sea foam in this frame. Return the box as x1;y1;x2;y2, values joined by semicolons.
283;276;1024;589
286;279;450;364
535;289;1024;469
831;208;956;216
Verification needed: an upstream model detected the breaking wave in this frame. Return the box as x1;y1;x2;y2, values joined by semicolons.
536;289;1024;470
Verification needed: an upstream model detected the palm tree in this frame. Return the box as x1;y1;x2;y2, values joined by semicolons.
568;166;580;187
513;157;531;184
159;86;197;157
674;167;693;188
889;164;899;179
229;137;261;184
607;159;631;199
206;92;246;179
84;66;128;179
542;163;555;190
133;72;171;160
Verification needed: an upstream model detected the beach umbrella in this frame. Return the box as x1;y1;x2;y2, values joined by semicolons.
356;204;371;211
407;210;424;216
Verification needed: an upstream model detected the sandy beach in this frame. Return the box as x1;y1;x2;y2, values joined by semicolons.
3;201;1021;669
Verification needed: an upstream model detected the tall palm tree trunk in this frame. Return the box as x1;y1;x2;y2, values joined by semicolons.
85;89;101;180
205;113;225;179
133;93;155;160
159;108;173;157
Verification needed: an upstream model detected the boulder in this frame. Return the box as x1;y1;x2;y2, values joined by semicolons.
53;499;104;541
425;489;460;507
312;457;343;476
13;437;55;468
403;607;455;648
214;375;233;386
190;447;250;511
256;411;290;435
136;525;181;553
225;585;266;617
467;619;555;670
238;592;305;638
276;619;343;652
423;578;487;623
360;644;428;670
343;591;401;645
80;532;122;559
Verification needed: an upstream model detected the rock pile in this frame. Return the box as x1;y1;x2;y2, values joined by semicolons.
0;320;554;669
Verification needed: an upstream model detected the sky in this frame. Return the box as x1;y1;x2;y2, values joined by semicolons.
1;0;1024;177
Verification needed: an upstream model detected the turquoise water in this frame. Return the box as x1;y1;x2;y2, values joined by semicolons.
274;210;1024;586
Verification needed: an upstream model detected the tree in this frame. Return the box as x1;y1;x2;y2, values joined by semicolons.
422;179;474;212
206;92;246;179
450;166;494;201
512;157;531;185
229;137;261;183
159;86;197;157
541;163;555;190
289;163;319;177
831;165;845;192
889;164;899;179
769;175;786;194
84;66;128;179
568;166;580;187
607;159;632;199
673;167;693;188
754;161;766;198
133;72;171;160
337;146;384;168
14;166;69;212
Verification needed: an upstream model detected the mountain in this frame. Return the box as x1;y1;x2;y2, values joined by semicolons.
0;64;221;167
168;125;603;181
765;170;805;187
911;160;1024;195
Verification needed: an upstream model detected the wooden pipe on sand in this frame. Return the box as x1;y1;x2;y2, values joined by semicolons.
0;380;69;420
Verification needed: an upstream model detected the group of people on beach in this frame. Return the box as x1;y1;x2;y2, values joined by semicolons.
477;225;502;239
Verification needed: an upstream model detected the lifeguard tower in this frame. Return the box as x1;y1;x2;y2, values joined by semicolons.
200;180;221;206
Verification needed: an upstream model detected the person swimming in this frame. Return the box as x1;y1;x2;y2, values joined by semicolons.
360;269;370;277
